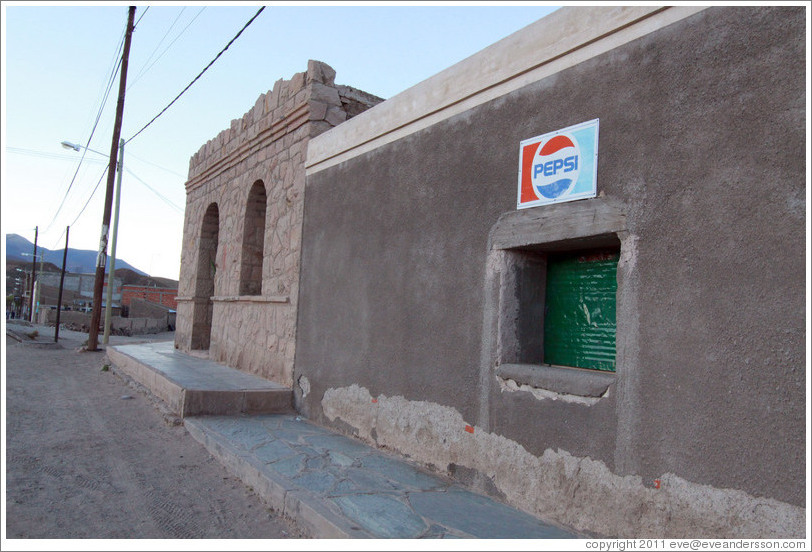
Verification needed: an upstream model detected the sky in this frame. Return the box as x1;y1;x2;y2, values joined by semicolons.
1;1;560;281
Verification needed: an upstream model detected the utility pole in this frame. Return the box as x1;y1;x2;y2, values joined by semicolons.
28;226;37;323
36;246;45;321
87;6;135;351
55;226;69;343
103;139;124;345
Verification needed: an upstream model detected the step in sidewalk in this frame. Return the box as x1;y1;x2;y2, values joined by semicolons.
107;341;293;417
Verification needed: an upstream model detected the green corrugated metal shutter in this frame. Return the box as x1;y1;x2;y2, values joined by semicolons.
543;250;618;372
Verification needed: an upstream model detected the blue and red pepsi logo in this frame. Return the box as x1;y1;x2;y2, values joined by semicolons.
518;119;598;209
527;134;580;200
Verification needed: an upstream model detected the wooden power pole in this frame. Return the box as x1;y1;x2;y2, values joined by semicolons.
55;226;70;343
87;6;136;351
27;226;37;322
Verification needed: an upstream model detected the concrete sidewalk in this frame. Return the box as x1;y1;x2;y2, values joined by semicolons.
109;342;579;539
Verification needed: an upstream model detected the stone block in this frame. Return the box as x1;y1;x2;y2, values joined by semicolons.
307;60;336;86
309;83;341;106
308;101;328;121
245;389;294;414
182;389;244;417
325;106;348;127
293;89;307;109
270;79;284;106
309;120;333;137
254;93;266;115
289;71;305;94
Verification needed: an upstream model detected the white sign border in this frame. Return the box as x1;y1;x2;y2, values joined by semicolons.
517;118;600;210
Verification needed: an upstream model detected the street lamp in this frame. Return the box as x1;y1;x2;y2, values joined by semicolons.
61;141;107;157
62;139;125;346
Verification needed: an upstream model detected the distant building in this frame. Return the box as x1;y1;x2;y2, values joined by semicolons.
36;272;122;305
121;285;178;310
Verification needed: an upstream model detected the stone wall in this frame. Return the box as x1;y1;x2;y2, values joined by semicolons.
38;309;169;335
174;60;382;386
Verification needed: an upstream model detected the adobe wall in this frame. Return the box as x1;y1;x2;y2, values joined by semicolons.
296;7;805;538
129;297;171;319
174;61;381;385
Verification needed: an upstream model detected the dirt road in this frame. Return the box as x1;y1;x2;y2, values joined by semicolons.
4;323;305;539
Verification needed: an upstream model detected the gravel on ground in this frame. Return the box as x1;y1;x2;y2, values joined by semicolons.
4;322;307;541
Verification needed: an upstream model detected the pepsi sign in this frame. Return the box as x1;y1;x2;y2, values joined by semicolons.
518;119;599;209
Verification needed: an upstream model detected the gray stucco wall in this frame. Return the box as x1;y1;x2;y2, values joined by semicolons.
295;5;805;525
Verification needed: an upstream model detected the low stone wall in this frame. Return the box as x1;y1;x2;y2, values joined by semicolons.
129;298;176;330
38;309;172;335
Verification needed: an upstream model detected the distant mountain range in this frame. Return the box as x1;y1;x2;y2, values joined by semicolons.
6;233;147;276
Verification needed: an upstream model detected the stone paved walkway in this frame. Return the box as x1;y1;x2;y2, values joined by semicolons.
185;413;578;539
108;340;579;539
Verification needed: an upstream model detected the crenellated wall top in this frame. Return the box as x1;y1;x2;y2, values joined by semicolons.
185;60;381;191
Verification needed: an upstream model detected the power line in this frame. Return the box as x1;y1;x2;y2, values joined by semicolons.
5;146;107;164
81;23;126;143
133;5;149;29
71;165;109;226
124;167;184;213
49;163;111;250
128;6;207;92
47;6;139;250
46;24;127;233
129;7;186;89
125;151;185;178
126;6;265;146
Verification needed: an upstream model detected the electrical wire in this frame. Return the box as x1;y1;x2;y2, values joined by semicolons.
133;6;149;29
129;7;186;89
127;6;206;92
70;164;110;228
48;163;111;249
125;6;265;146
124;168;184;213
47;6;142;237
46;23;127;234
5;147;107;164
126;151;185;178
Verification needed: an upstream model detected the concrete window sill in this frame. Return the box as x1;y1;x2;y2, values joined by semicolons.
175;296;207;303
211;295;289;304
496;363;615;398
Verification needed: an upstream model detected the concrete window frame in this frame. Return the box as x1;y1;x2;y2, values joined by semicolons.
484;197;631;399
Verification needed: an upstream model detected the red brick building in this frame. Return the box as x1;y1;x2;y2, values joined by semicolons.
120;285;178;310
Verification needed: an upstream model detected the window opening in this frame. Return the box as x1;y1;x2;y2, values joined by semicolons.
239;180;267;296
191;202;219;350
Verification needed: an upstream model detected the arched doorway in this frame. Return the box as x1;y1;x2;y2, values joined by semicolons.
191;203;219;350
